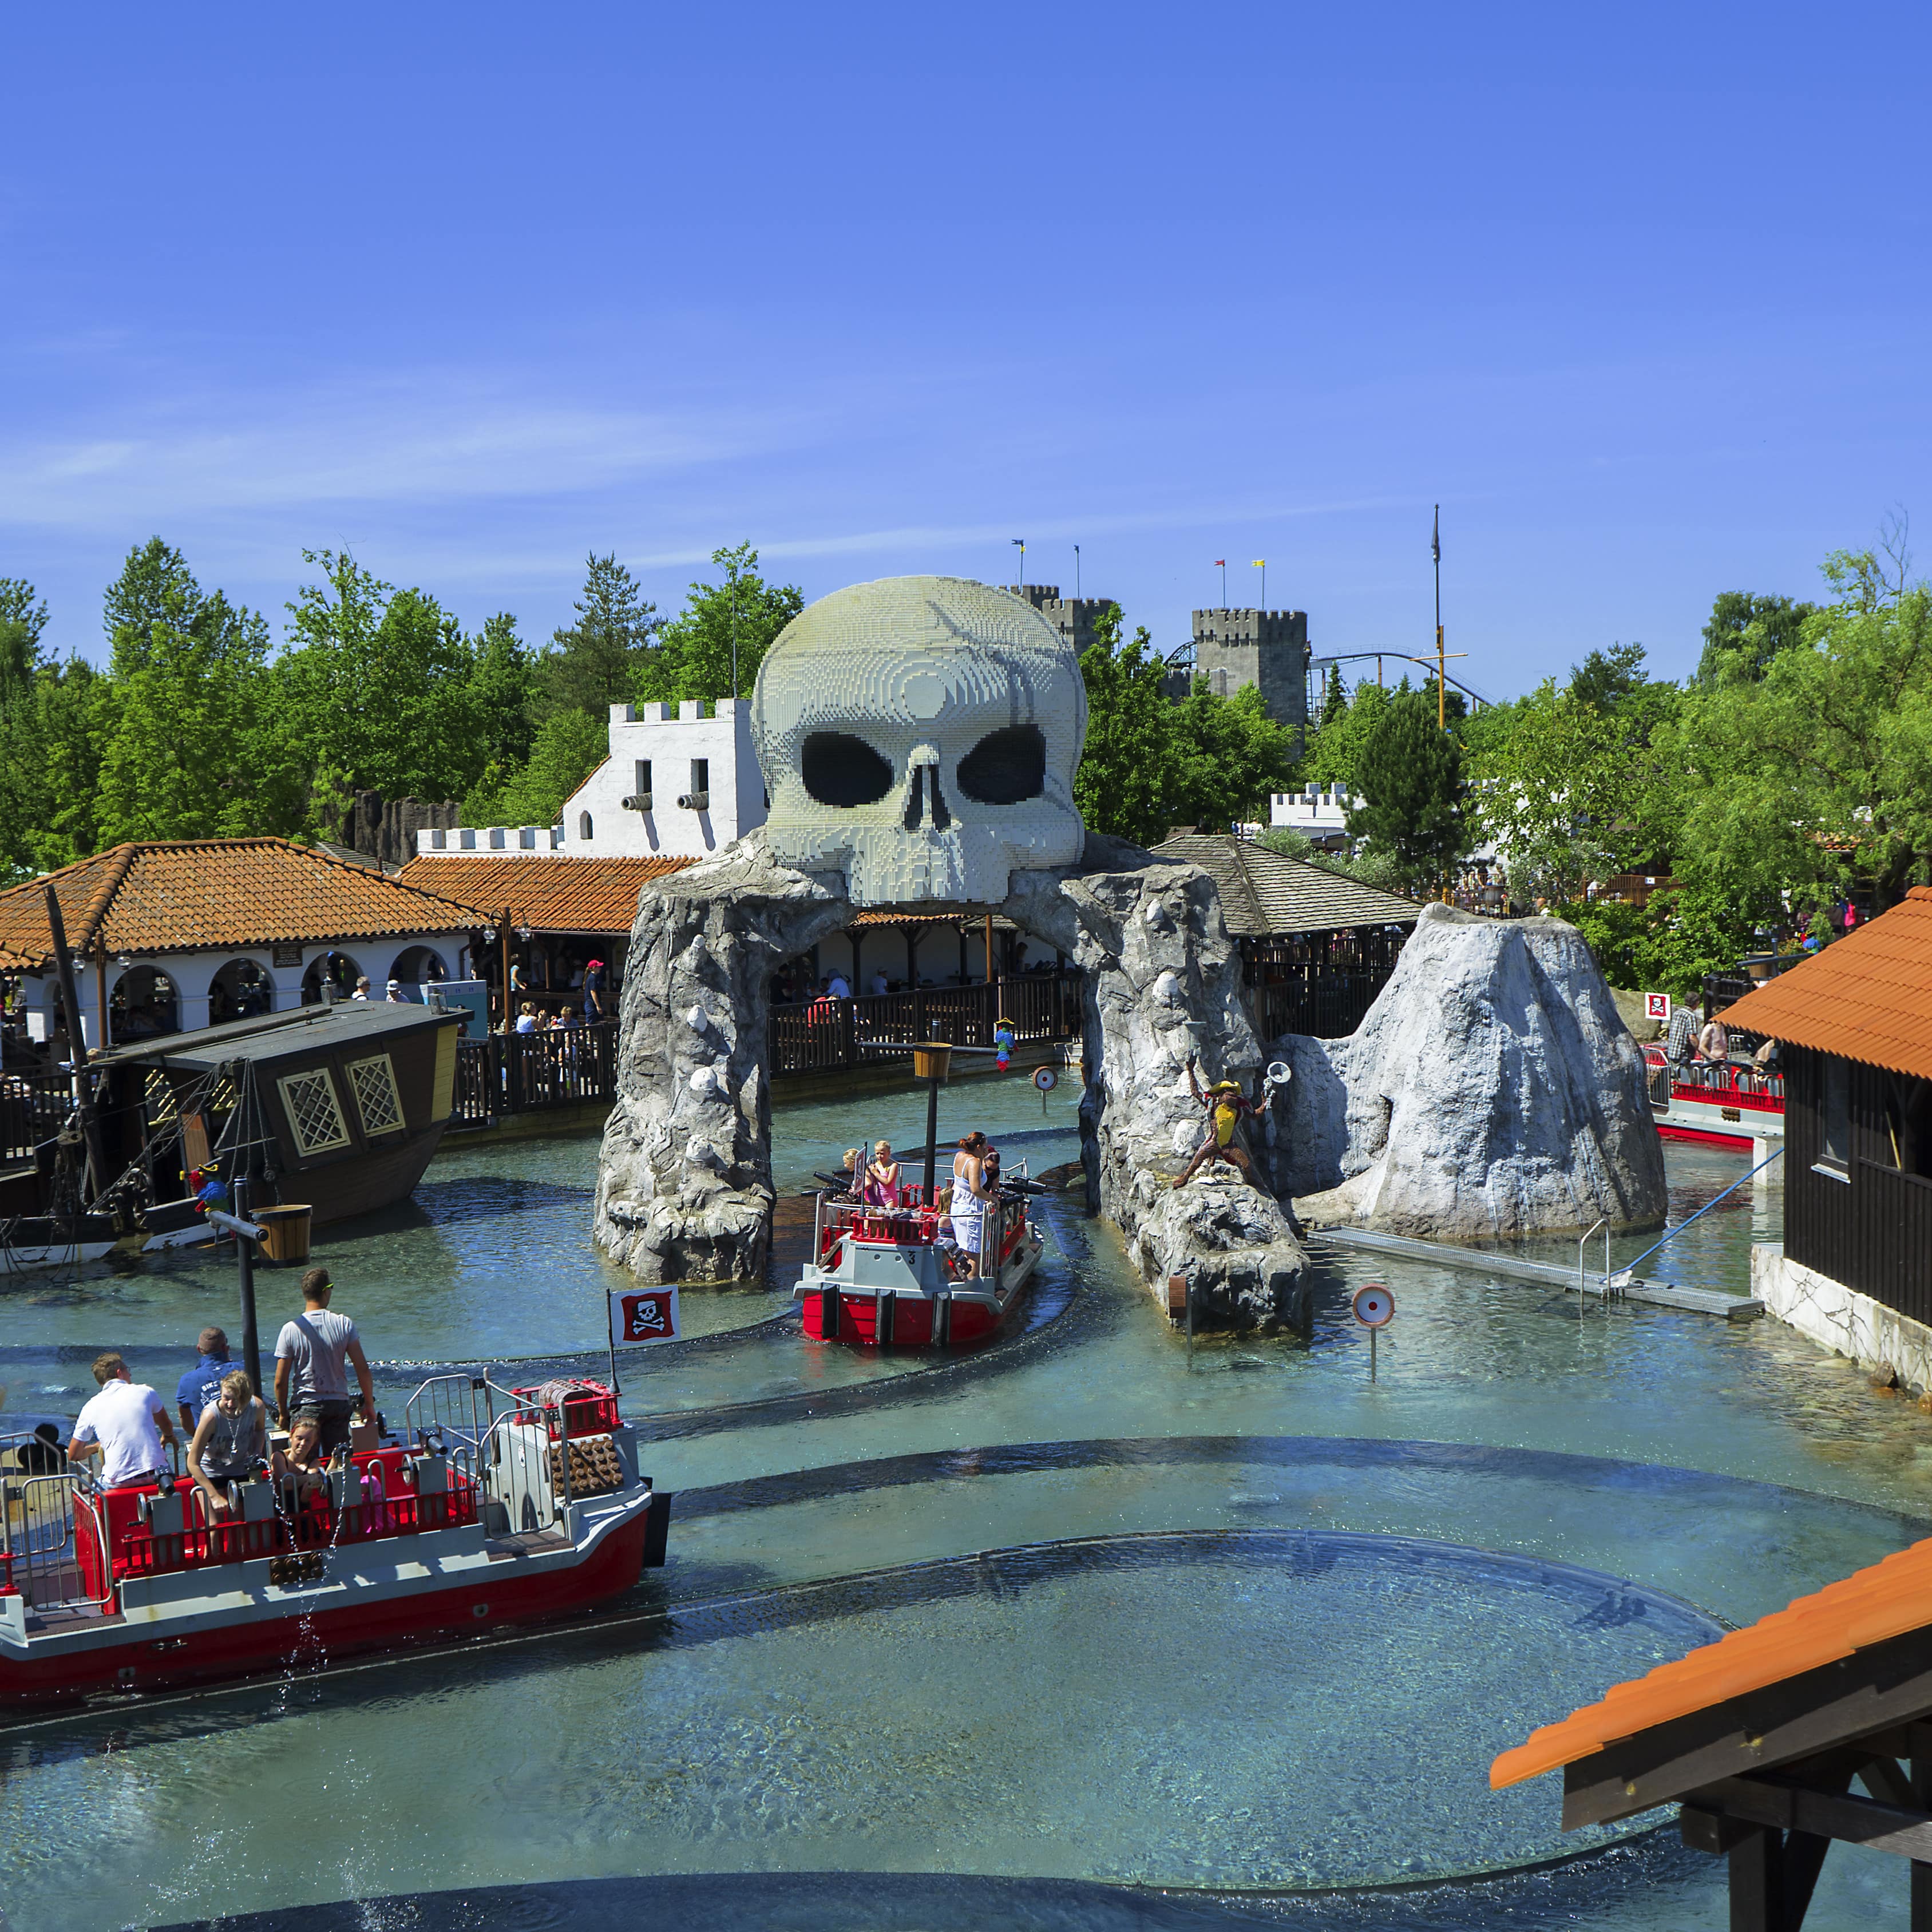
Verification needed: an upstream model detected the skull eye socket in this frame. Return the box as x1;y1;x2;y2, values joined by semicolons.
956;725;1046;806
801;732;895;807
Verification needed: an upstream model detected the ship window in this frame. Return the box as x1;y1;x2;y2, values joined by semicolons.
277;1068;352;1157
346;1054;405;1136
1815;1056;1850;1181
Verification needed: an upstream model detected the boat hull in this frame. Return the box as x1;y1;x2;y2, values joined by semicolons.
3;1512;652;1705
801;1231;1043;1348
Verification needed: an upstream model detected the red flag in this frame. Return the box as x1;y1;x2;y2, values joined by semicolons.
1213;559;1225;567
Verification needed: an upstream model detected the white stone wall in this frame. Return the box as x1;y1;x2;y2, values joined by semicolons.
1752;1245;1932;1393
560;701;765;859
19;932;470;1046
1269;790;1357;840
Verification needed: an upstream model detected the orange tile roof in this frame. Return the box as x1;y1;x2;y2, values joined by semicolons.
1492;1533;1932;1792
396;853;697;934
1720;887;1932;1081
0;840;480;966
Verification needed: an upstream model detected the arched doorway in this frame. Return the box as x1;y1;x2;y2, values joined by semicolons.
302;951;365;1004
387;945;448;1000
110;964;181;1043
209;957;275;1026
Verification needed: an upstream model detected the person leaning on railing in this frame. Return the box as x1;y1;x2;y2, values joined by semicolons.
66;1353;177;1489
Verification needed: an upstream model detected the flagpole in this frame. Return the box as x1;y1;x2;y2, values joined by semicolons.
1253;559;1265;610
1012;537;1025;590
1074;544;1080;599
1432;505;1444;731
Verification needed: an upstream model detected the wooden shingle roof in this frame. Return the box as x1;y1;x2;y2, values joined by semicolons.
1720;888;1932;1082
396;853;697;935
0;841;480;967
1149;832;1423;937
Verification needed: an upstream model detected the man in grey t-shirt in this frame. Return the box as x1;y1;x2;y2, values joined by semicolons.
272;1266;376;1454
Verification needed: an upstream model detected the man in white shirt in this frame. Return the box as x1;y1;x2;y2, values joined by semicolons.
68;1353;177;1488
826;970;852;1000
273;1265;376;1454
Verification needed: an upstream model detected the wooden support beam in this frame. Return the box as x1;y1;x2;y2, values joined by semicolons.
1562;1631;1932;1826
1729;1826;1785;1932
1690;1773;1932;1860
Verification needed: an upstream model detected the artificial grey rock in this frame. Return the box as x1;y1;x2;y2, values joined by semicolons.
595;828;1310;1331
1266;902;1666;1238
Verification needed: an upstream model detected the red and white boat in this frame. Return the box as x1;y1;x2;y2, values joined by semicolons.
801;1181;1045;1347
1641;1045;1785;1152
0;1373;668;1706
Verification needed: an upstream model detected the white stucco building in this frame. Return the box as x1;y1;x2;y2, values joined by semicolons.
419;701;767;864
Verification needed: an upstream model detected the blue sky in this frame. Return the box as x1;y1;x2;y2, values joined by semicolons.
3;3;1926;699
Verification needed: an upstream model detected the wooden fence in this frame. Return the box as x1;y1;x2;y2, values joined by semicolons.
1253;964;1391;1043
452;1022;621;1129
770;971;1084;1078
1;1070;77;1163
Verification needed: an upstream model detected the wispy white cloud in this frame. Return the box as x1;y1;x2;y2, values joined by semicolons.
0;380;813;530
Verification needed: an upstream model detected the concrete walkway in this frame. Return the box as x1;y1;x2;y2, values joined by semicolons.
1307;1223;1764;1321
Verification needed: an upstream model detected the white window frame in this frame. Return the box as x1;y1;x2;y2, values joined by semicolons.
276;1067;352;1158
346;1053;405;1137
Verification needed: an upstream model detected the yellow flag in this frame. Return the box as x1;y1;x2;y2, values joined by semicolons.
1250;559;1265;567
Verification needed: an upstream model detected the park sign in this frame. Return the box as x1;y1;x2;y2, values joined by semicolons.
609;1286;680;1348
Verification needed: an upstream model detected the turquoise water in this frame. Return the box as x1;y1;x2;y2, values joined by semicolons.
1;1086;1927;1931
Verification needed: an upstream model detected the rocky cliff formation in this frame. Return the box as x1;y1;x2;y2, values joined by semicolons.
593;830;1310;1332
1266;904;1666;1237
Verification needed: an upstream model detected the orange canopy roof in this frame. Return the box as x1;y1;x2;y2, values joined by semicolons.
1720;888;1932;1082
0;840;480;967
397;853;696;935
1492;1533;1932;1792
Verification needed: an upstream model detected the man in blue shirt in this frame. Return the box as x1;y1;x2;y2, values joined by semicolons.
176;1327;233;1431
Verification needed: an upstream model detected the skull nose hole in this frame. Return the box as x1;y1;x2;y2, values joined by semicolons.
802;733;894;807
901;766;925;831
928;768;951;830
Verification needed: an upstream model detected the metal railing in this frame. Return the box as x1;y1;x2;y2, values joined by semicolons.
1254;966;1392;1043
1;1466;112;1611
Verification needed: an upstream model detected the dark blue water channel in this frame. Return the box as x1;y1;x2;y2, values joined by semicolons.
3;1082;1929;1931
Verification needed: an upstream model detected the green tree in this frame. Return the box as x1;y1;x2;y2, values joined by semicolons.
1346;692;1467;890
539;553;660;718
465;611;537;775
95;540;301;843
279;551;482;815
465;710;609;828
1298;676;1395;793
1569;640;1649;712
1666;532;1932;920
640;543;803;706
1695;591;1820;687
1166;681;1295;828
1073;604;1175;845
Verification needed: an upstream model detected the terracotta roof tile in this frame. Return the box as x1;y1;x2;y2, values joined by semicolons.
396;853;697;934
0;840;479;966
1719;888;1932;1082
1491;1534;1932;1792
1148;832;1424;937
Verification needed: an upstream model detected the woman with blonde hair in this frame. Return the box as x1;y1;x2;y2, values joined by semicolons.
187;1369;267;1519
865;1139;901;1207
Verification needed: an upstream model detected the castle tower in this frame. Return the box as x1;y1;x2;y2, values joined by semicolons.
1190;607;1311;755
1006;584;1111;655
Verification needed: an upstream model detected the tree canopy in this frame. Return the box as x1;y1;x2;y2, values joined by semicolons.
1345;692;1467;891
639;543;803;706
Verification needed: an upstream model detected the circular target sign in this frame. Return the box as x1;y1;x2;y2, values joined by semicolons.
1033;1066;1058;1092
1352;1284;1395;1328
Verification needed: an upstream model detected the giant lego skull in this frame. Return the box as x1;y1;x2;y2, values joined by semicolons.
750;576;1088;905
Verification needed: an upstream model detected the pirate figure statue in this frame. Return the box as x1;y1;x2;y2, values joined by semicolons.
1173;1055;1268;1189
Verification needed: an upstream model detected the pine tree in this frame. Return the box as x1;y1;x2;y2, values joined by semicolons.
540;553;660;717
1345;691;1467;892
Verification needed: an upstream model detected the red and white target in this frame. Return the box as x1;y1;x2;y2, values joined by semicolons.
1352;1284;1395;1328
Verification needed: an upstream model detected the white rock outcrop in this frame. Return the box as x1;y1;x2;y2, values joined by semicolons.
1267;904;1666;1237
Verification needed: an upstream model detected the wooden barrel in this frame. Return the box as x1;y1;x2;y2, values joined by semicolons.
255;1204;313;1264
912;1042;953;1082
